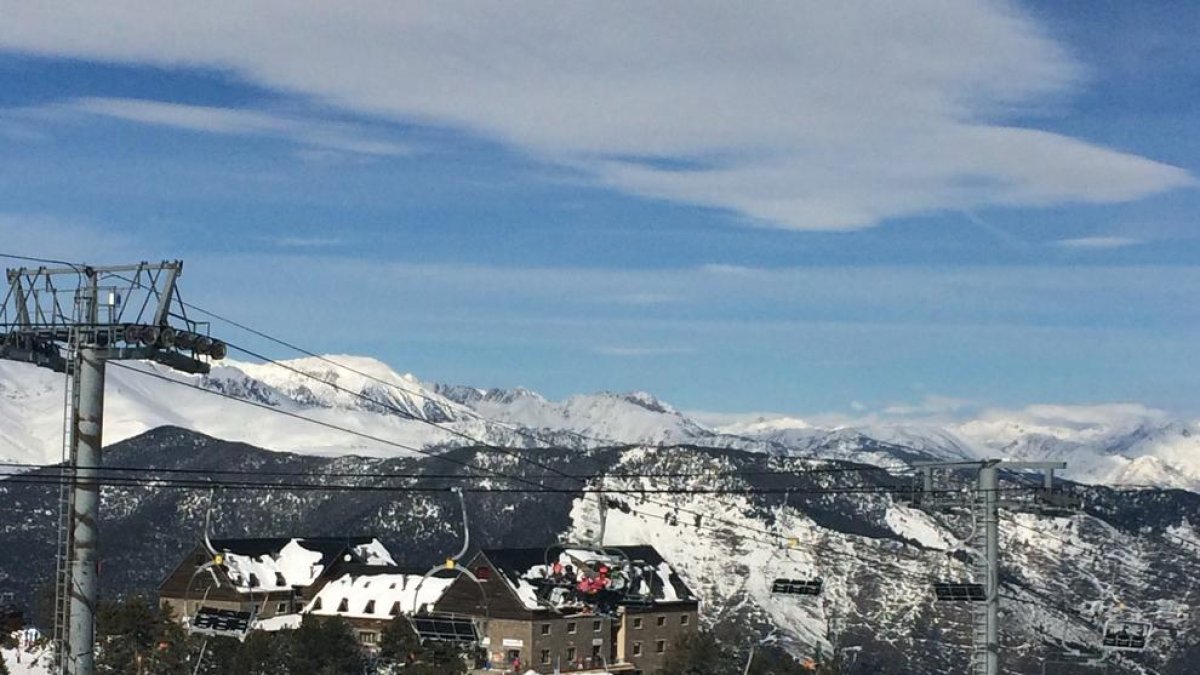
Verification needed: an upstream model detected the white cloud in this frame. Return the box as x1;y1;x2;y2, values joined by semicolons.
0;1;1191;229
0;214;143;262
64;97;410;157
1056;236;1144;249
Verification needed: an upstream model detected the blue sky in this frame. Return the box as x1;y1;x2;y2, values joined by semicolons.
0;1;1197;418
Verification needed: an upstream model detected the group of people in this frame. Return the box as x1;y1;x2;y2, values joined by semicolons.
537;556;650;614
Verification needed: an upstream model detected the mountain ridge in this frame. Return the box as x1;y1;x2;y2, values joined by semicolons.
2;356;1199;492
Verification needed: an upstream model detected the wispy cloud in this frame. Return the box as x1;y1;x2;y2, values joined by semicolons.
0;3;1191;229
1055;236;1144;249
63;97;410;157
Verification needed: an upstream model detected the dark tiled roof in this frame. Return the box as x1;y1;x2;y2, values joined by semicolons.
481;544;698;605
330;563;430;577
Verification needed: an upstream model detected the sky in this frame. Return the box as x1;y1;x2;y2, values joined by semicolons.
0;1;1198;418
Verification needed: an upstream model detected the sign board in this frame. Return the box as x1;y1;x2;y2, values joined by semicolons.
502;638;524;648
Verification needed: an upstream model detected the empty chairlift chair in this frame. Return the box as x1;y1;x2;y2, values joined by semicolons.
769;494;824;598
409;488;488;644
1101;619;1151;652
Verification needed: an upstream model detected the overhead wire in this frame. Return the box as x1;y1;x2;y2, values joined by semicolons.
6;251;1184;641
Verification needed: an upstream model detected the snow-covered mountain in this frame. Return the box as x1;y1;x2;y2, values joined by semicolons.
3;427;1198;674
3;355;1200;493
0;356;751;466
712;410;1200;493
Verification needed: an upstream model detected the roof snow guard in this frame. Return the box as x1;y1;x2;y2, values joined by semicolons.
210;536;393;593
483;545;698;613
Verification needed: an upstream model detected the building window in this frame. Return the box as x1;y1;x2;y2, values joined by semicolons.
567;647;576;662
656;640;666;654
276;602;288;614
656;615;666;627
567;621;577;634
680;614;690;626
389;601;400;616
540;649;551;665
632;642;642;657
364;600;376;614
632;617;643;630
312;598;322;611
275;572;286;587
593;619;602;632
358;631;377;645
540;623;551;636
336;598;348;613
591;644;602;658
475;566;492;581
248;573;259;588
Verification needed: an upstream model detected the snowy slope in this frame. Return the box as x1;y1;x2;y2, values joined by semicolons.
435;384;714;445
0;357;476;464
4;354;1200;492
719;408;1200;493
0;356;755;467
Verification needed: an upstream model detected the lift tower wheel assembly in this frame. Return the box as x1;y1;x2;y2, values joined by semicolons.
0;260;225;675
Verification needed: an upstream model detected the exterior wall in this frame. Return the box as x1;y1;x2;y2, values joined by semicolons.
617;604;698;674
527;614;613;673
482;617;535;671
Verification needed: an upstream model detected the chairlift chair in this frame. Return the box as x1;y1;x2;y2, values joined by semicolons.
932;582;987;603
1100;618;1150;652
183;488;258;643
409;488;489;644
769;494;824;598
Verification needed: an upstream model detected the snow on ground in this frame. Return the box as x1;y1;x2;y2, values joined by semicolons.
2;629;52;675
884;506;952;550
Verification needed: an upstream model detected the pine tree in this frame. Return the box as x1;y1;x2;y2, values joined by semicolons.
286;615;365;675
0;651;10;675
378;615;420;663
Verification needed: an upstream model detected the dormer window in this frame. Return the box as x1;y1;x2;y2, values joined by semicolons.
248;573;259;588
364;600;376;614
275;572;286;587
337;598;349;613
389;602;400;617
312;598;323;611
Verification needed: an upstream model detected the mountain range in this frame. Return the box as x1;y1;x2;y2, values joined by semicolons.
1;426;1197;674
2;355;1199;493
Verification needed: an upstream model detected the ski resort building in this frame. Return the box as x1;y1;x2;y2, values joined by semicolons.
157;536;420;647
433;545;699;674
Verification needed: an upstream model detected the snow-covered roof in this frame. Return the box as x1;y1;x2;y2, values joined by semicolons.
305;567;456;619
482;545;698;612
211;536;394;594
